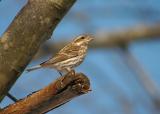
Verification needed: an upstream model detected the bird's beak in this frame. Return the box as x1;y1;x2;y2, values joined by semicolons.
87;35;94;42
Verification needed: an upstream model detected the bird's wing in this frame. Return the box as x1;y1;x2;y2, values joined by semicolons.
40;45;80;66
59;43;80;54
40;54;70;66
59;45;80;57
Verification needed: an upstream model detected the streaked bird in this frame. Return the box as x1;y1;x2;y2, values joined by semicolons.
26;35;93;75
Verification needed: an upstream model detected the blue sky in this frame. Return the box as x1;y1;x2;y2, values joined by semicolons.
0;0;160;114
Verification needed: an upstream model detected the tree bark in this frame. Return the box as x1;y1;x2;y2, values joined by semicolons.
0;0;76;102
0;71;90;114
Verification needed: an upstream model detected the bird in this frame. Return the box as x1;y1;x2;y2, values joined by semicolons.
26;35;93;75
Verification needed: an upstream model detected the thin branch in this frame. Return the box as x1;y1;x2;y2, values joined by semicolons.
117;47;160;108
0;71;90;114
34;24;160;59
6;93;18;102
0;0;76;102
93;24;160;48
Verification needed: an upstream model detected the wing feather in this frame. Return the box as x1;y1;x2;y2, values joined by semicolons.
41;44;80;66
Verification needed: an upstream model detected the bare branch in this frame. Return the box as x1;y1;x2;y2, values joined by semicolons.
94;24;160;48
117;47;160;108
35;24;160;59
0;0;76;102
0;71;90;114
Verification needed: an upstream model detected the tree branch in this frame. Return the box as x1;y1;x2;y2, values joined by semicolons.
35;24;160;59
93;24;160;48
117;47;160;108
0;71;90;114
0;0;76;102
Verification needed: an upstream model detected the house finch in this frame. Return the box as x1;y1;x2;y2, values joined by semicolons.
26;35;93;75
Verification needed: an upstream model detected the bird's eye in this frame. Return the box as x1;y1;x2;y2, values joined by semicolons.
81;36;85;39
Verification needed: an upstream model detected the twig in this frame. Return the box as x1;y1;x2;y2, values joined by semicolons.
6;93;18;102
0;0;76;102
0;71;90;114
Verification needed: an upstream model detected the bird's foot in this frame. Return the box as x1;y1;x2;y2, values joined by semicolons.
70;69;76;76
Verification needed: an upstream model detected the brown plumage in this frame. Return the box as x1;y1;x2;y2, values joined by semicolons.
26;35;93;75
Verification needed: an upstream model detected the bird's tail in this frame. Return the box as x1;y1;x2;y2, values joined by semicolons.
26;65;42;72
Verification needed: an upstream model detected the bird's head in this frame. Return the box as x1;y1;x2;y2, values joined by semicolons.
73;35;93;46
